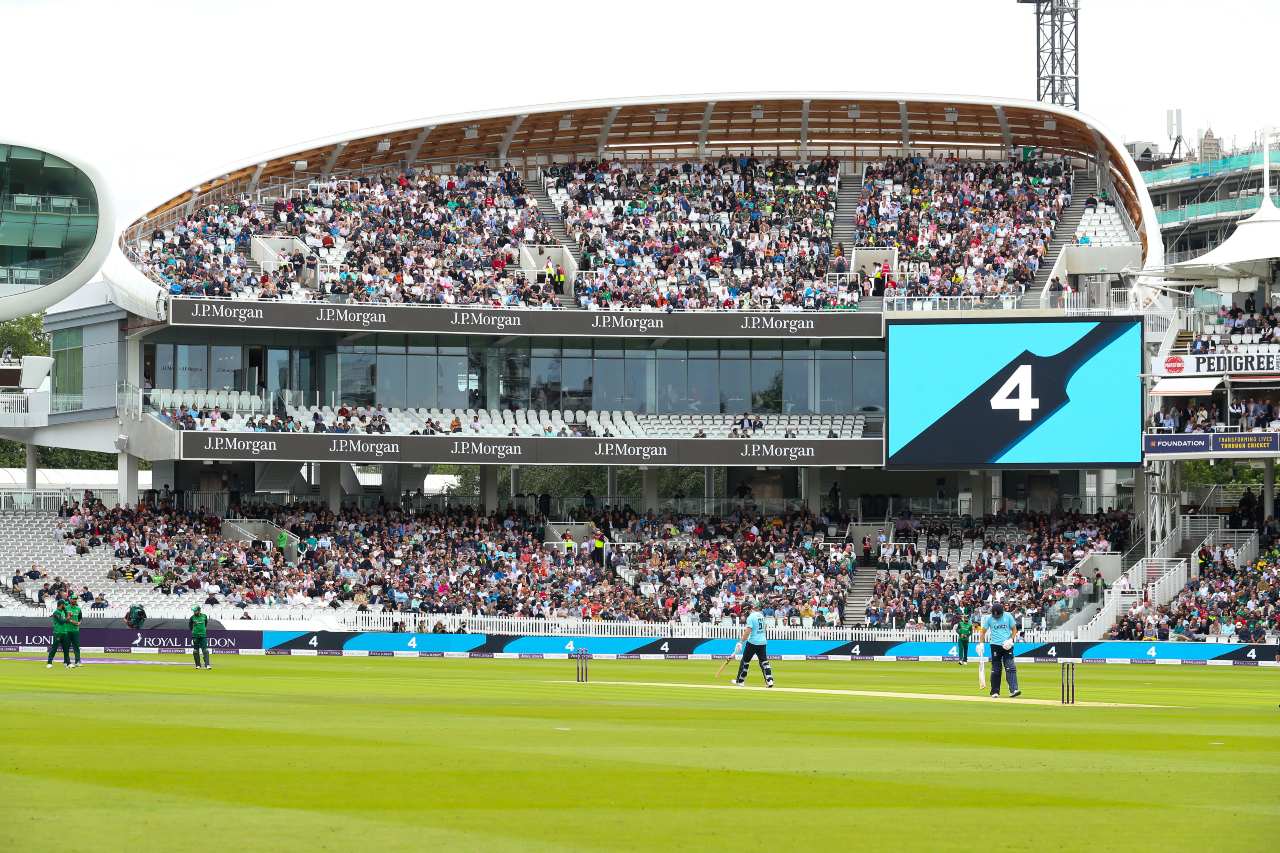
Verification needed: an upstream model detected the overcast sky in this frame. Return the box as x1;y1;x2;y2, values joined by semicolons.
4;0;1275;220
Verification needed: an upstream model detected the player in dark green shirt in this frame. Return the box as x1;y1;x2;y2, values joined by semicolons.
955;614;974;665
64;599;83;667
46;600;72;668
189;605;211;669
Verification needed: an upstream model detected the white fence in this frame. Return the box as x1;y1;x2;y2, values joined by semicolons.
3;604;1071;643
0;489;73;511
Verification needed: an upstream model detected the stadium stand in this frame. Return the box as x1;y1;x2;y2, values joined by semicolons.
3;500;858;625
149;402;878;439
861;511;1129;630
850;156;1072;299
133;165;563;308
1110;542;1279;642
546;157;842;310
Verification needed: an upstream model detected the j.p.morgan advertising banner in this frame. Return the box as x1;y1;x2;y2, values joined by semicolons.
169;298;883;339
1153;353;1280;376
180;432;884;467
1144;431;1280;457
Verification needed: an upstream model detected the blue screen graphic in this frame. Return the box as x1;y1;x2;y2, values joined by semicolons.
887;319;1142;466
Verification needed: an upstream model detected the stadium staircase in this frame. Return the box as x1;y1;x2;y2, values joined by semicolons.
830;175;861;258
843;570;878;626
1023;172;1095;307
525;181;581;308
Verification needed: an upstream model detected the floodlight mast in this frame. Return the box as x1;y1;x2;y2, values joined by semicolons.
1018;1;1080;111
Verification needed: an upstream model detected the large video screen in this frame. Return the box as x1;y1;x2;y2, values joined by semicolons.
887;318;1142;468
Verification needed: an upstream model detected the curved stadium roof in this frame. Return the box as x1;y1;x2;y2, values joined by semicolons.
122;91;1160;266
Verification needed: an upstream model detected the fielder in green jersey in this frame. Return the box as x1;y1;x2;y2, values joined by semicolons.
955;615;974;665
189;605;211;669
46;601;71;668
64;600;83;666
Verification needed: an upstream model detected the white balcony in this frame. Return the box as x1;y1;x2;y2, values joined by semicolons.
0;389;50;428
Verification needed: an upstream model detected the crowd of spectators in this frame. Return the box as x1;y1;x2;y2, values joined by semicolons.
864;510;1127;630
43;497;855;623
135;164;563;308
550;157;846;310
1110;540;1278;642
1150;394;1280;433
1187;299;1280;354
845;156;1070;299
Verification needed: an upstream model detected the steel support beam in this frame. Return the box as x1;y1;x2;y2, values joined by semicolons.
697;102;716;160
320;141;348;179
597;106;620;158
799;99;811;162
405;125;435;166
498;114;527;161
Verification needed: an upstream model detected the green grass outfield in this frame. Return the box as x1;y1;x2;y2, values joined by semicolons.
1;655;1277;852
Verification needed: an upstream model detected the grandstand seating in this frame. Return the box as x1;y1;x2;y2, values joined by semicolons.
1075;202;1136;247
150;402;878;439
851;156;1071;299
133;165;561;308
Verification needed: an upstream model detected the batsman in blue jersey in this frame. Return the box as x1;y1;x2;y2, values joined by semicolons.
980;603;1021;698
733;602;775;688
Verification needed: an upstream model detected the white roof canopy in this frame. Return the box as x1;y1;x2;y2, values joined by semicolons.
1150;376;1224;396
1168;193;1280;280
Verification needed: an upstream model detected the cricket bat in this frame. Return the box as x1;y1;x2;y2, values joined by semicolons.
977;643;987;689
716;643;742;678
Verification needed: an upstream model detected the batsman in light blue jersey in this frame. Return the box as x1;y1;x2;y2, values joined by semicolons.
734;604;775;687
980;603;1021;698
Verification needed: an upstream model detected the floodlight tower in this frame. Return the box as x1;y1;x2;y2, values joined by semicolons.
1017;0;1080;111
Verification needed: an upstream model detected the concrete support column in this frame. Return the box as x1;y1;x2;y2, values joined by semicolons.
25;443;38;490
117;452;139;507
641;468;659;513
988;471;1002;515
480;466;498;514
605;466;617;504
1265;459;1275;520
381;464;401;506
510;465;521;498
804;466;823;515
318;463;342;513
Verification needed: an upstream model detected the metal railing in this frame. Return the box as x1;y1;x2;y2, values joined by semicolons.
51;393;84;413
0;392;30;414
1142;150;1269;187
1157;195;1265;226
883;292;1023;312
0;489;74;511
0;192;98;216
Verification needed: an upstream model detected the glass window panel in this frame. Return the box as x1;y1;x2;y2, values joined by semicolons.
751;360;783;413
852;356;886;411
264;349;290;398
592;359;625;410
624;359;655;413
817;360;853;413
562;358;592;411
720;339;750;359
687;340;718;359
174;345;208;391
720;361;751;413
783;359;815;414
338;351;376;407
500;347;530;410
154;344;174;389
405;355;437;409
51;328;81;350
657;359;689;413
376;353;408;409
209;346;242;391
292;350;314;404
437;354;470;409
530;356;562;411
687;360;718;413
